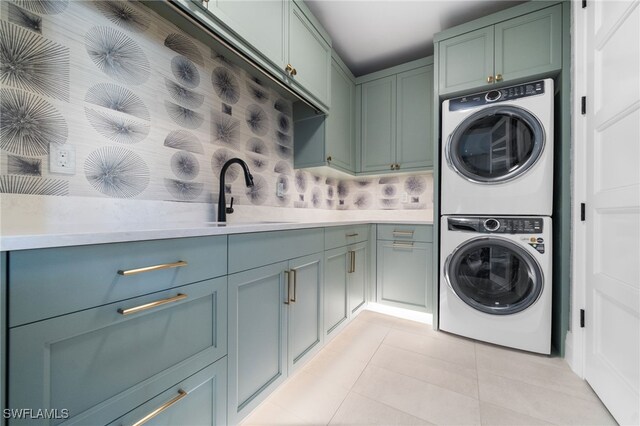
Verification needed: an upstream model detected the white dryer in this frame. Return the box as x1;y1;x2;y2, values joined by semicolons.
441;79;554;215
439;215;552;354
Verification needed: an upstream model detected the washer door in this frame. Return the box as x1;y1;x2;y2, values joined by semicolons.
446;105;545;184
445;237;544;315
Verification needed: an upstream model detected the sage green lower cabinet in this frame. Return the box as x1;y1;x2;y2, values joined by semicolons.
324;246;349;337
324;240;368;339
376;241;432;313
109;359;227;426
348;242;367;315
228;253;323;424
8;277;227;425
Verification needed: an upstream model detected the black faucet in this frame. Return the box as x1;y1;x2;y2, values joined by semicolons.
218;158;254;222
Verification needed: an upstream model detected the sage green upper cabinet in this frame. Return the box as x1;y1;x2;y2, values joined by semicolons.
293;53;355;174
437;4;562;96
396;65;434;170
212;0;287;69
326;56;356;172
360;75;397;173
358;57;434;173
437;26;494;96
288;2;331;108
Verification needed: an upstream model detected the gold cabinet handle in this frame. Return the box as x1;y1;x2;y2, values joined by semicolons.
495;74;503;81
132;389;188;426
285;64;296;75
290;269;297;302
346;233;358;237
392;241;414;249
350;251;356;273
326;156;332;162
118;293;187;316
284;270;291;304
393;230;414;237
117;260;188;276
487;75;494;83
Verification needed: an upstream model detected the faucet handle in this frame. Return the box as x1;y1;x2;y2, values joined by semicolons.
225;197;234;214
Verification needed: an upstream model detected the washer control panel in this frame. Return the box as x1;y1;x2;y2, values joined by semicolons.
448;80;545;111
448;217;543;234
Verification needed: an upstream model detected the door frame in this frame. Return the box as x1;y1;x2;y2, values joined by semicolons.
566;0;587;378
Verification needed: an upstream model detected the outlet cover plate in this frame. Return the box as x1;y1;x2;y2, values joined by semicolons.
49;143;76;175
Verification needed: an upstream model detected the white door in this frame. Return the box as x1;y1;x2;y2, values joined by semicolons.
585;1;640;424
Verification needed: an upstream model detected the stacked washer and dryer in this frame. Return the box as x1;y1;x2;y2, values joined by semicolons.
439;79;554;354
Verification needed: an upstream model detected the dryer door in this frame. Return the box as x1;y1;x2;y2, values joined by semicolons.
446;105;545;184
445;237;544;315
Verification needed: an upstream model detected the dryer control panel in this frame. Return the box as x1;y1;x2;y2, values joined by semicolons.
448;80;546;111
448;217;543;234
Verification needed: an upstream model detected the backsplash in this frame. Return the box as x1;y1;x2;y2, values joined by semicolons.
0;0;432;212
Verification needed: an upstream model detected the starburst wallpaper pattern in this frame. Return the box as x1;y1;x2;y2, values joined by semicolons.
0;0;431;211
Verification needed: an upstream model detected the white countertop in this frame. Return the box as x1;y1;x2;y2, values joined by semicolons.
0;219;433;251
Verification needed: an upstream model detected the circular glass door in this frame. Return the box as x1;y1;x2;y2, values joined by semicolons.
445;237;543;315
447;106;545;183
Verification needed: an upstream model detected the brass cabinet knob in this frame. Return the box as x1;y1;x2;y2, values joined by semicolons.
291;67;298;76
285;64;294;74
395;164;400;170
487;75;494;83
390;164;395;170
326;156;332;162
495;74;503;81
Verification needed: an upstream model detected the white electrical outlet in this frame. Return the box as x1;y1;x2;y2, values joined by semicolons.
401;192;408;203
276;181;285;197
49;144;76;175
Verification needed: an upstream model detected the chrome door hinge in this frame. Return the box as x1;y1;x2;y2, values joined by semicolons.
581;96;587;115
580;309;585;327
581;203;586;221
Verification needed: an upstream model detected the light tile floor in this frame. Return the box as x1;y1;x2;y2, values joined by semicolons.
241;310;617;426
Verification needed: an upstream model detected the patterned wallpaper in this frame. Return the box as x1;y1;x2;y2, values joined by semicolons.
0;0;432;211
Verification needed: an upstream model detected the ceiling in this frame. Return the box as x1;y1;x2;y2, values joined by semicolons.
304;0;526;77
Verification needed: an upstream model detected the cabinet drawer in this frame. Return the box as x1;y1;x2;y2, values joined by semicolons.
9;236;226;327
324;225;369;250
377;224;432;243
109;358;227;426
228;228;323;273
8;277;227;425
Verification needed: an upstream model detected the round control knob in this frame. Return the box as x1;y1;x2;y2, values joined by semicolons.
484;218;500;231
485;90;501;102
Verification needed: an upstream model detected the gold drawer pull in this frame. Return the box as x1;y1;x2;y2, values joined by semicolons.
118;294;187;316
346;233;359;237
392;241;414;249
117;260;188;276
132;389;188;426
392;230;414;236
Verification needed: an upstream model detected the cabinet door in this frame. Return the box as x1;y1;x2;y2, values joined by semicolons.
324;247;348;337
228;262;288;423
214;0;287;68
360;75;396;172
494;5;562;83
377;241;432;313
396;65;434;170
288;253;323;371
438;26;494;95
9;278;226;425
348;242;367;315
109;359;227;426
326;58;356;172
289;3;331;107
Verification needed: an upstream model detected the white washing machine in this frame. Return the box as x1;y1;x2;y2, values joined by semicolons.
441;79;554;215
439;215;552;354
